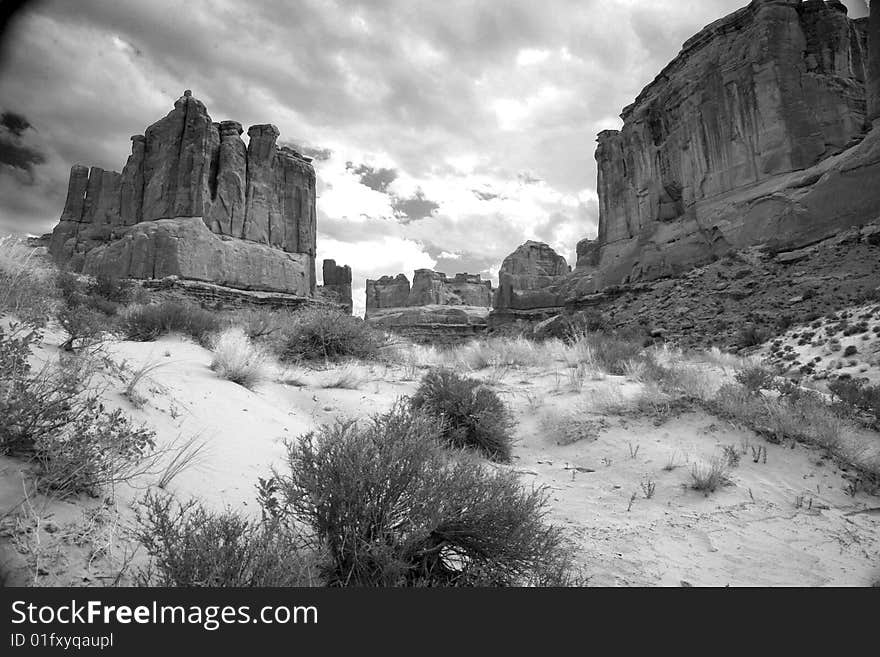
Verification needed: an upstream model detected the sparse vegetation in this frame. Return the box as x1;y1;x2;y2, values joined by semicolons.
0;236;56;324
690;458;731;494
411;368;515;462
0;323;156;497
278;306;384;362
122;300;222;345
273;402;576;586
210;327;268;390
134;492;316;587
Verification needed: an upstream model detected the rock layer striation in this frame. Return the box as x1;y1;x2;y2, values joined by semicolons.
572;0;880;298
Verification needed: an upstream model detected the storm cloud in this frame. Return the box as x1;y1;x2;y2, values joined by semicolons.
0;0;869;313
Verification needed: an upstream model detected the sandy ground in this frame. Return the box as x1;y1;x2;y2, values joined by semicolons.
2;328;879;587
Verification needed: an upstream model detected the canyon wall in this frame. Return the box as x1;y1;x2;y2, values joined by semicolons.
49;91;321;297
365;269;493;342
569;0;880;299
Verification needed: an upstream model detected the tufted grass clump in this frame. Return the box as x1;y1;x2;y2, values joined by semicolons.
273;402;576;586
209;327;268;390
411;368;515;462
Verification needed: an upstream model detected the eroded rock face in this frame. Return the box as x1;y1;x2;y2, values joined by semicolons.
82;217;312;296
869;0;880;121
49;91;318;295
586;0;880;291
407;270;492;307
365;269;493;339
366;270;492;317
319;259;353;314
491;241;569;324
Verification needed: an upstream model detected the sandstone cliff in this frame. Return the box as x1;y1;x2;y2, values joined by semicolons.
569;0;880;298
318;259;353;314
490;241;569;327
365;269;493;342
365;269;493;317
49;91;321;296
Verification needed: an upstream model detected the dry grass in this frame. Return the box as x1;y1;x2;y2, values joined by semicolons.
209;327;268;390
0;235;56;322
540;409;606;446
690;457;732;494
318;363;368;390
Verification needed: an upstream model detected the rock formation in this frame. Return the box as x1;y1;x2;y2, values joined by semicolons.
564;0;880;301
869;0;880;121
318;259;353;314
365;269;493;342
49;91;325;297
366;270;493;317
490;241;570;326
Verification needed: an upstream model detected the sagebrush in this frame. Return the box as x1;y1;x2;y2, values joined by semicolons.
411;368;515;462
273;402;576;586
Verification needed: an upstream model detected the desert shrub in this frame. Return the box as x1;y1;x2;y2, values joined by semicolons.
713;382;842;450
828;379;880;423
411;368;515;462
210;327;268;389
56;269;127;318
734;364;776;395
57;304;109;351
0;324;156;496
453;337;543;370
843;345;858;357
134;492;316;587
123;301;221;345
737;324;770;348
33;407;156;497
0;236;55;324
585;332;644;375
88;273;133;304
1;324;88;453
274;403;574;586
690;458;731;494
227;307;291;342
278;306;383;362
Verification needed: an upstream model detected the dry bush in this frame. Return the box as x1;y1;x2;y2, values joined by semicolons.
278;306;384;362
274;402;576;586
210;327;268;390
583;332;644;375
411;368;516;462
1;324;157;497
690;457;732;494
453;337;545;370
123;301;221;345
134;491;317;587
0;236;56;324
317;363;367;390
734;364;777;395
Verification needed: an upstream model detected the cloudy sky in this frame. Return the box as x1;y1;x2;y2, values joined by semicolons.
0;0;869;314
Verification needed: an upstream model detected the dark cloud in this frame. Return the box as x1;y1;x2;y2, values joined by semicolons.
392;189;439;223
346;162;398;193
0;0;772;253
1;110;32;136
0;109;45;181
